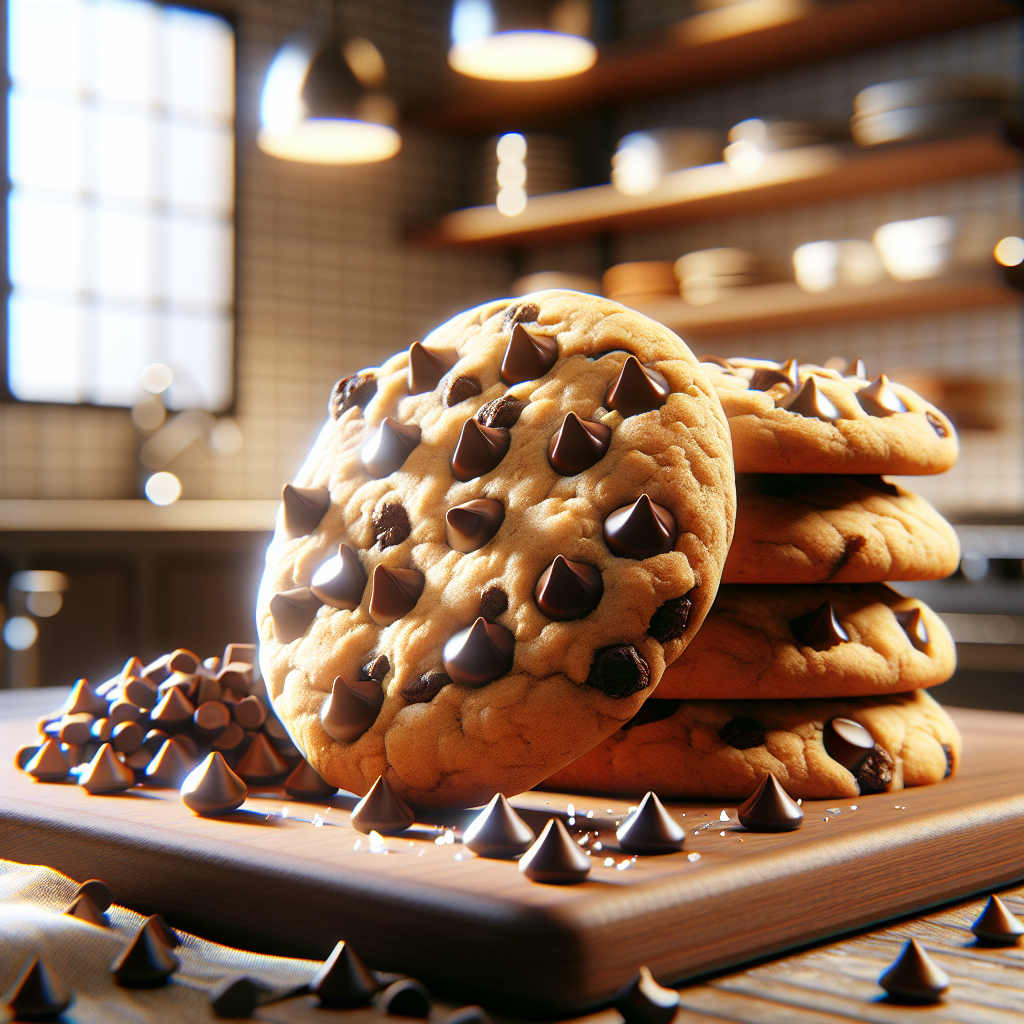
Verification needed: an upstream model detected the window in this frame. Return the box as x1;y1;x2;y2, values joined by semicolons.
6;0;234;411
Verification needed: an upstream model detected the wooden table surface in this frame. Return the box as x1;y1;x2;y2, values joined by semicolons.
2;688;1022;1017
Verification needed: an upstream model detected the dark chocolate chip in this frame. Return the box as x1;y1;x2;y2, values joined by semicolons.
310;939;379;1007
604;495;677;559
879;938;950;1003
501;324;558;384
585;644;650;698
605;356;670;417
284;760;339;800
737;773;803;832
320;676;384;743
350;776;414;835
368;565;424;626
360;655;391;682
311;545;367;611
74;879;113;914
144;738;195;788
111;918;180;987
855;745;894;794
822;717;875;772
445;375;482;407
269;587;323;644
926;410;949;437
777;376;841;421
789;600;849;649
329;372;376;419
451;420;510;481
408;341;452;394
623;698;681;731
281;484;330;538
616;791;685;854
111;720;144;753
548;413;612;475
971;895;1024;943
719;717;766;750
209;977;262;1018
400;671;451;704
895;607;929;651
942;743;953;778
3;955;72;1020
502;301;540;330
613;966;679;1024
373;503;411;548
519;818;590;883
479;585;508;622
462;793;535;858
476;393;525;428
858;374;907;417
379;978;432;1017
443;618;515;687
534;556;603;620
647;594;692;643
445;498;504;552
361;418;421;478
66;892;107;926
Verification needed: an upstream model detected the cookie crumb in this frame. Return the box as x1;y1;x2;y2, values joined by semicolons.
401;671;451;704
360;656;391;682
445;375;482;407
718;717;765;750
476;394;525;429
329;372;376;419
855;745;894;793
585;645;650;698
479;586;509;622
647;594;693;643
373;503;411;548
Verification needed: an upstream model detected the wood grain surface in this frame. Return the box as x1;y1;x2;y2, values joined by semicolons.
2;688;1021;1015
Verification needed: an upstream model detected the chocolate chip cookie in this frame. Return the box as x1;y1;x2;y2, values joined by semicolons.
654;583;955;700
257;290;736;808
544;689;960;800
726;474;960;584
702;357;958;475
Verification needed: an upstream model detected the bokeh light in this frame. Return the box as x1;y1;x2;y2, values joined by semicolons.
145;471;183;505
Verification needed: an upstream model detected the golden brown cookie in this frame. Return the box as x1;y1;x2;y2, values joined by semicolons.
544;689;960;800
256;290;736;808
702;357;958;475
655;583;955;700
726;474;960;584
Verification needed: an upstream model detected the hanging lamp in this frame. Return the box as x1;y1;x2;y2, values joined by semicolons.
448;0;596;82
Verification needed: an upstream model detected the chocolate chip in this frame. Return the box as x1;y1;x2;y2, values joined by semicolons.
311;940;379;1007
284;760;339;800
329;372;376;419
209;977;262;1019
612;966;679;1023
80;744;134;794
501;325;558;385
361;418;421;478
604;495;677;559
777;376;841;421
749;368;794;391
311;545;367;611
368;565;425;626
442;618;515;687
73;878;113;914
616;792;685;854
623;698;681;731
445;375;483;406
604;356;670;417
895;607;929;652
737;773;803;832
855;745;894;794
970;895;1024;943
822;717;875;771
858;374;907;417
282;484;330;538
320;676;384;743
360;655;391;682
446;499;505;552
379;978;432;1017
476;394;525;428
350;776;414;836
235;734;290;786
789;600;849;649
3;956;72;1020
110;919;180;987
878;938;950;1003
462;793;535;858
548;413;611;475
374;503;411;548
269;587;323;644
451;420;510;481
534;556;603;621
408;341;452;395
719;717;765;750
502;301;539;331
585;645;650;698
647;594;692;643
479;585;508;622
519;818;591;883
942;743;953;778
926;410;949;437
66;892;107;926
400;671;451;704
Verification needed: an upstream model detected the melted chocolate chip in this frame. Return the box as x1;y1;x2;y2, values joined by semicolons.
548;413;612;475
311;545;367;611
400;671;451;704
451;420;511;481
373;503;411;548
476;394;525;428
822;717;875;771
534;556;603;620
361;418;421;478
408;341;452;395
623;698;681;731
613;966;679;1024
445;498;504;552
360;655;391;682
719;717;766;750
3;956;72;1020
858;374;907;417
737;773;803;832
777;376;841;421
368;565;424;626
282;484;330;538
180;752;248;816
971;895;1024;943
329;373;376;419
502;301;540;330
856;745;894;794
647;594;692;643
463;793;535;858
501;324;558;384
311;940;380;1007
879;938;950;1003
270;587;323;644
445;375;483;407
479;585;508;622
585;644;650;698
616;791;685;854
442;618;515;687
604;356;670;417
350;775;414;835
320;675;384;743
895;607;929;651
518;818;591;884
603;495;677;559
926;410;949;437
789;600;849;649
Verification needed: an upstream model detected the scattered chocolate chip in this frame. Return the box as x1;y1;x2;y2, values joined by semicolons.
878;938;949;1003
623;699;681;731
401;671;451;704
150;687;195;732
737;773;803;832
109;698;145;725
822;717;875;772
63;678;109;716
463;793;535;858
180;752;248;816
856;746;894;794
971;895;1024;944
145;738;195;787
604;494;677;559
59;712;95;746
445;375;483;407
534;556;603;620
408;341;453;394
74;879;113;914
605;356;670;417
66;892;107;926
209;976;263;1019
895;607;929;651
24;739;68;782
311;545;367;611
270;587;323;644
789;600;849;649
374;503;411;548
111;720;144;754
168;649;199;674
212;721;245;753
926;410;949;437
519;818;591;884
501;324;558;384
123;677;159;709
445;498;505;552
361;418;421;478
350;776;415;835
320;676;384;743
846;358;868;380
285;760;339;800
749;368;794;391
613;965;680;1024
616;791;685;854
360;655;391;682
548;412;612;475
379;978;432;1017
942;744;953;778
234;734;289;786
191;701;229;739
79;744;134;794
858;374;907;417
478;585;508;623
451;419;511;481
329;372;377;419
442;618;515;687
1;955;72;1020
646;594;692;643
777;376;841;421
585;645;650;698
719;717;766;750
111;918;180;988
311;940;380;1007
502;301;539;330
282;484;331;538
368;565;425;626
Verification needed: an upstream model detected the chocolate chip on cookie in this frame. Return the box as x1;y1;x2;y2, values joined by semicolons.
329;372;376;419
586;645;650;698
478;585;509;622
373;503;411;548
790;600;849;650
408;342;452;395
647;594;693;643
361;656;391;682
282;485;330;539
400;671;451;705
854;745;894;794
445;374;482;407
475;393;525;428
719;717;765;750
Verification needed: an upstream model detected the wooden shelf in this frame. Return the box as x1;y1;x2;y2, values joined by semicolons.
632;271;1021;339
410;131;1022;248
0;499;279;532
418;0;1019;134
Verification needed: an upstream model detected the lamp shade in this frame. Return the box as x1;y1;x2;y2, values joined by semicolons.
258;32;401;165
449;0;596;82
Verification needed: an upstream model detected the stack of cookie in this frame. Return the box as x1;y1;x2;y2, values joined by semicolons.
549;357;963;801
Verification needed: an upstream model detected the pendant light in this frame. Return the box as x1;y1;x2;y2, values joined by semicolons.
258;6;401;165
449;0;597;82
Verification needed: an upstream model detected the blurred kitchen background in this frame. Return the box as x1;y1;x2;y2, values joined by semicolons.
0;0;1021;711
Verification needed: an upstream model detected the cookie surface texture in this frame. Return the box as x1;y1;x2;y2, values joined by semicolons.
257;290;736;808
544;689;960;800
703;358;958;475
655;583;955;700
726;474;960;584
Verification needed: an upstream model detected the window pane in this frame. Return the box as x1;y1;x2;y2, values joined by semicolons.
9;194;84;294
90;0;158;109
166;121;233;215
93;305;155;404
8;92;84;194
91;107;156;204
8;0;83;96
165;311;231;411
8;295;85;402
93;206;155;301
165;9;234;122
166;216;232;308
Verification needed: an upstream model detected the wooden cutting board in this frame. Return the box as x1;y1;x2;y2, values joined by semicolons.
2;688;1021;1015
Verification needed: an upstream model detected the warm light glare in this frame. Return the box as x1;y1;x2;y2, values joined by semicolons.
141;362;174;393
723;139;765;175
994;235;1024;267
448;31;596;81
495;132;527;163
611;132;662;196
3;616;38;651
873;216;954;281
26;591;63;618
793;239;885;293
145;471;182;505
257;120;401;165
496;160;526;188
496;186;527;216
